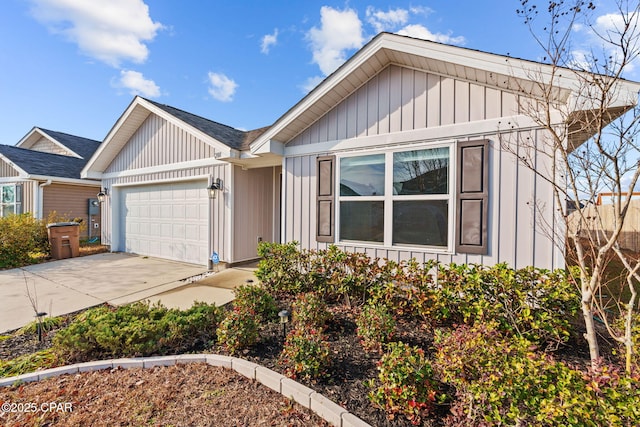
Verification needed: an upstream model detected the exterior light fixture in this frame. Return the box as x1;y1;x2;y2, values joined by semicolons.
97;188;108;203
278;309;290;338
208;178;222;199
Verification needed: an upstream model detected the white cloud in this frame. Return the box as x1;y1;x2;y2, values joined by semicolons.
207;72;237;102
570;10;640;76
397;24;466;45
261;29;278;54
366;7;409;33
115;70;160;97
301;75;325;93
29;0;163;67
307;6;364;76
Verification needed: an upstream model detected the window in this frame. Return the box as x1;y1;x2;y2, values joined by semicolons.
338;146;451;248
315;140;489;255
0;184;21;217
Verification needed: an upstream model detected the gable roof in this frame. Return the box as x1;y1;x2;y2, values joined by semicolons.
82;96;271;177
250;32;640;155
0;144;97;180
17;127;101;159
144;99;250;150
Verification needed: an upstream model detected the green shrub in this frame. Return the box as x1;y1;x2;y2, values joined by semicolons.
216;307;260;355
366;341;438;425
433;322;640;427
256;241;314;295
355;303;395;352
0;213;49;268
292;292;330;330
256;242;398;305
53;301;222;362
232;283;278;323
279;327;331;380
437;263;579;347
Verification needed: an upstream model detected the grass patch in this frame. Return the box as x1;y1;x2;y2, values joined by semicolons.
0;348;58;378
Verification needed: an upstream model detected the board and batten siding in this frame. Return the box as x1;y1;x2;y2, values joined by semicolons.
282;64;564;270
232;166;278;262
288;65;520;147
105;114;218;174
42;183;101;238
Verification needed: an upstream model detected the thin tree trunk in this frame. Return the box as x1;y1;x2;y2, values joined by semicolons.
581;294;600;364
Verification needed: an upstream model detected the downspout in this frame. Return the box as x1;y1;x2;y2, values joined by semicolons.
37;179;52;220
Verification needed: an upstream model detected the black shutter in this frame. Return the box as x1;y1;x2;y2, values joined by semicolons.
456;140;489;254
316;155;335;243
15;183;23;215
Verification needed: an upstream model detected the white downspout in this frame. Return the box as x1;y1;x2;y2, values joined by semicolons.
37;179;52;220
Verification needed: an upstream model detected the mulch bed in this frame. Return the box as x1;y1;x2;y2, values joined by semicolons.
0;363;329;427
0;305;445;427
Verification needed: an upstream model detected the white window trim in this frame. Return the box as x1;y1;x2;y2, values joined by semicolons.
0;184;17;217
335;141;456;253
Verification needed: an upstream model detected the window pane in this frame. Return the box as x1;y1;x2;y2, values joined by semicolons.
393;200;448;246
2;186;14;204
393;148;449;195
1;204;14;217
340;154;385;196
340;201;384;242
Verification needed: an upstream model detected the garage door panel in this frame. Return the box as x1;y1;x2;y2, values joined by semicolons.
121;180;209;265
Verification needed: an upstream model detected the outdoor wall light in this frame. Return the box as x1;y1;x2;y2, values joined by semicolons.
97;188;108;203
208;178;223;199
278;309;290;338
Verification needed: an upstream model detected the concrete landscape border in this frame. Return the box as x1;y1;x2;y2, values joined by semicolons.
0;354;371;427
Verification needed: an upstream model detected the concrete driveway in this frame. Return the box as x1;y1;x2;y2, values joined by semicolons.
0;253;252;333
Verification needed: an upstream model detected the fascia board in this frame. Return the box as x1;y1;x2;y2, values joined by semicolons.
17;128;82;159
81;96;144;176
28;175;101;186
250;36;387;154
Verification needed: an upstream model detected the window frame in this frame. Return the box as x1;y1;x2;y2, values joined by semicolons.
336;141;456;252
0;184;18;217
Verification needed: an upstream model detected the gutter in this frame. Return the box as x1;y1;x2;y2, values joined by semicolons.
37;179;52;220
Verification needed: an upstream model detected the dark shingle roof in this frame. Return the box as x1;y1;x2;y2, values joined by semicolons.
37;128;101;159
0;145;94;179
144;99;269;150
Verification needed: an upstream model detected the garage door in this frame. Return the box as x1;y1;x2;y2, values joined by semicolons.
120;180;209;265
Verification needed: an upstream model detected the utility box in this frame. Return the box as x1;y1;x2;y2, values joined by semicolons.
47;222;80;260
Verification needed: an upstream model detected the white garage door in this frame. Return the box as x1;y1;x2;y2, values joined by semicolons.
120;180;209;265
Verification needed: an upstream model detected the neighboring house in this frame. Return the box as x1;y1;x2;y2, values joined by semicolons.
0;127;102;239
82;33;640;269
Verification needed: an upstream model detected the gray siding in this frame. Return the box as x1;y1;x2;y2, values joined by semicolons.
105;114;217;174
288;65;520;146
282;65;563;270
232;166;276;261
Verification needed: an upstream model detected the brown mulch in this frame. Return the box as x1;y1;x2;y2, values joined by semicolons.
0;363;329;427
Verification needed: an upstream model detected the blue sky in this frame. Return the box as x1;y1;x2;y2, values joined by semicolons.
0;0;633;145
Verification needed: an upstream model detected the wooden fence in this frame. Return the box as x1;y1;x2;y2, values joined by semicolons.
568;200;640;253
